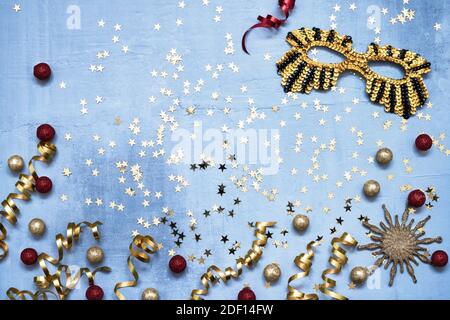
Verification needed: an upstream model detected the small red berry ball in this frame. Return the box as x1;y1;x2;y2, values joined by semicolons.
169;255;187;273
237;287;256;300
415;134;433;151
20;248;38;265
33;62;52;80
431;250;448;267
85;285;104;300
35;176;53;194
36;124;56;141
407;189;426;208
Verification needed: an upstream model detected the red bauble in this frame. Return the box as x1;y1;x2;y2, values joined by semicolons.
415;134;433;151
33;62;52;80
36;124;56;141
35;176;53;193
169;255;187;273
431;250;448;267
407;189;426;208
85;285;104;300
237;287;256;300
20;248;38;265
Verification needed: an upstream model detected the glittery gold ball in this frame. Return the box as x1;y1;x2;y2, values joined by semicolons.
375;148;393;165
7;155;24;173
86;246;104;264
263;263;281;283
363;180;380;197
293;214;309;232
350;266;369;285
141;288;159;300
28;218;46;237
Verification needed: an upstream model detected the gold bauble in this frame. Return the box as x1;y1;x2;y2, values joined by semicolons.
293;214;309;232
363;180;380;197
375;148;393;165
86;246;104;264
28;218;46;237
7;155;25;173
350;266;369;285
263;263;281;283
141;288;159;300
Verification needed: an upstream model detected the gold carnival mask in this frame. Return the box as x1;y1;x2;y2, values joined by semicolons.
276;27;431;118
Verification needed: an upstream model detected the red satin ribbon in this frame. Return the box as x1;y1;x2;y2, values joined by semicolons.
242;0;296;54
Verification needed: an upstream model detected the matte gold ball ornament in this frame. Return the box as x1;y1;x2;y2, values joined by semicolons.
7;155;25;173
141;288;159;300
86;246;104;264
28;218;46;237
375;148;393;165
350;266;369;285
293;214;309;232
363;180;380;197
263;263;281;283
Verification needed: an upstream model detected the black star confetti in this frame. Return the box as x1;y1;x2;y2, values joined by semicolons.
218;183;226;196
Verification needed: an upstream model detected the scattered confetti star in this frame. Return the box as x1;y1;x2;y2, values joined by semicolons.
62;168;72;177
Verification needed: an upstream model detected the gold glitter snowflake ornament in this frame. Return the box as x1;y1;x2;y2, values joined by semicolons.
358;205;442;286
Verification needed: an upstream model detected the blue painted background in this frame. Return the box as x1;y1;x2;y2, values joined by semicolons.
0;0;449;300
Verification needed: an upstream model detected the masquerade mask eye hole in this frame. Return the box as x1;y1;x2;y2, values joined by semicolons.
368;60;405;80
307;46;346;64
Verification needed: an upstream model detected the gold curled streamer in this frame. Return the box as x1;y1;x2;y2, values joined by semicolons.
34;221;107;300
287;241;320;300
318;232;357;300
7;266;110;300
6;288;57;300
114;234;159;300
0;141;57;260
191;221;276;300
63;266;112;290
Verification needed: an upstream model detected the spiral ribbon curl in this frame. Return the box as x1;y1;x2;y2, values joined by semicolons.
191;221;276;300
33;221;111;300
287;240;320;300
114;234;159;300
6;288;57;300
241;0;296;54
7;266;110;300
0;141;56;260
318;232;357;300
